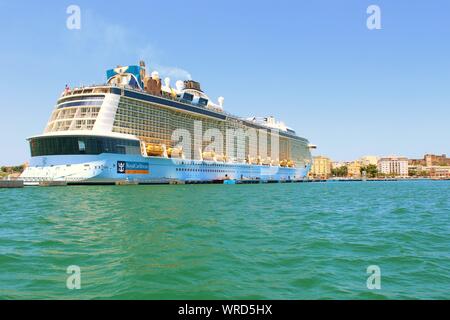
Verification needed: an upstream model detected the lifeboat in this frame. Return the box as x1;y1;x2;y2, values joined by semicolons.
287;160;295;167
202;151;216;161
262;157;272;166
280;159;288;167
146;143;164;156
215;154;228;162
167;147;183;158
247;157;258;165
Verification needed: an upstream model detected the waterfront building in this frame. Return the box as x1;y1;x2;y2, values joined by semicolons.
408;165;450;178
409;154;450;167
408;164;424;176
360;155;378;166
408;158;425;166
331;161;346;169
309;156;332;179
347;161;362;178
408;154;450;178
428;166;450;178
378;156;409;176
425;154;450;167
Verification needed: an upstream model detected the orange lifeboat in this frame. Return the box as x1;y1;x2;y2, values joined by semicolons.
146;143;164;156
167;147;183;158
262;157;272;166
247;157;259;165
215;154;228;162
202;151;216;161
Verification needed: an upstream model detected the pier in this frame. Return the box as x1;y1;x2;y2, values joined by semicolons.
38;181;68;187
2;177;440;188
0;180;24;188
9;178;310;187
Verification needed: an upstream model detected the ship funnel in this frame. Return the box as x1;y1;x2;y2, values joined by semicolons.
183;80;202;92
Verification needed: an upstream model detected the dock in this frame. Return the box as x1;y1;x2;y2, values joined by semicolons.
38;181;68;187
66;178;309;186
2;177;423;188
115;180;139;186
0;180;24;188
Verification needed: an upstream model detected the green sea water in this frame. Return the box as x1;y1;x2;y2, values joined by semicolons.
0;180;449;299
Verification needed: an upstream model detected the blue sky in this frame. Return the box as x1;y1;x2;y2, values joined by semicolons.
0;0;449;165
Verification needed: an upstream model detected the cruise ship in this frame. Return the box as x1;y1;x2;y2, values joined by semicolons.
21;61;313;184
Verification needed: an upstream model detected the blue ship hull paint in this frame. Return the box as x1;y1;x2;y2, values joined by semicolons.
23;153;311;183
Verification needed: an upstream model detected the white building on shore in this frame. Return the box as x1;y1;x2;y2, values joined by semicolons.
378;156;409;176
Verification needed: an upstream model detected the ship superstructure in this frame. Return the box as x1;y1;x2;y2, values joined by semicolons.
21;61;312;184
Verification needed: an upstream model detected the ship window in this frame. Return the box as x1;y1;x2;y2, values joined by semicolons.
29;136;140;156
198;98;208;107
57;99;104;109
182;93;193;102
115;145;126;154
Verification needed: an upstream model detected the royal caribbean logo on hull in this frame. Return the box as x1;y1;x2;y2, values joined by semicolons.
117;161;149;174
117;161;126;173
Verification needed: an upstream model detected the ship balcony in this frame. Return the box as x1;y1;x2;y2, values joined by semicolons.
60;85;110;98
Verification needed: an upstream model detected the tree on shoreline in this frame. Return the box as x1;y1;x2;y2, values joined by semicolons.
0;164;26;176
331;166;348;177
360;164;378;178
